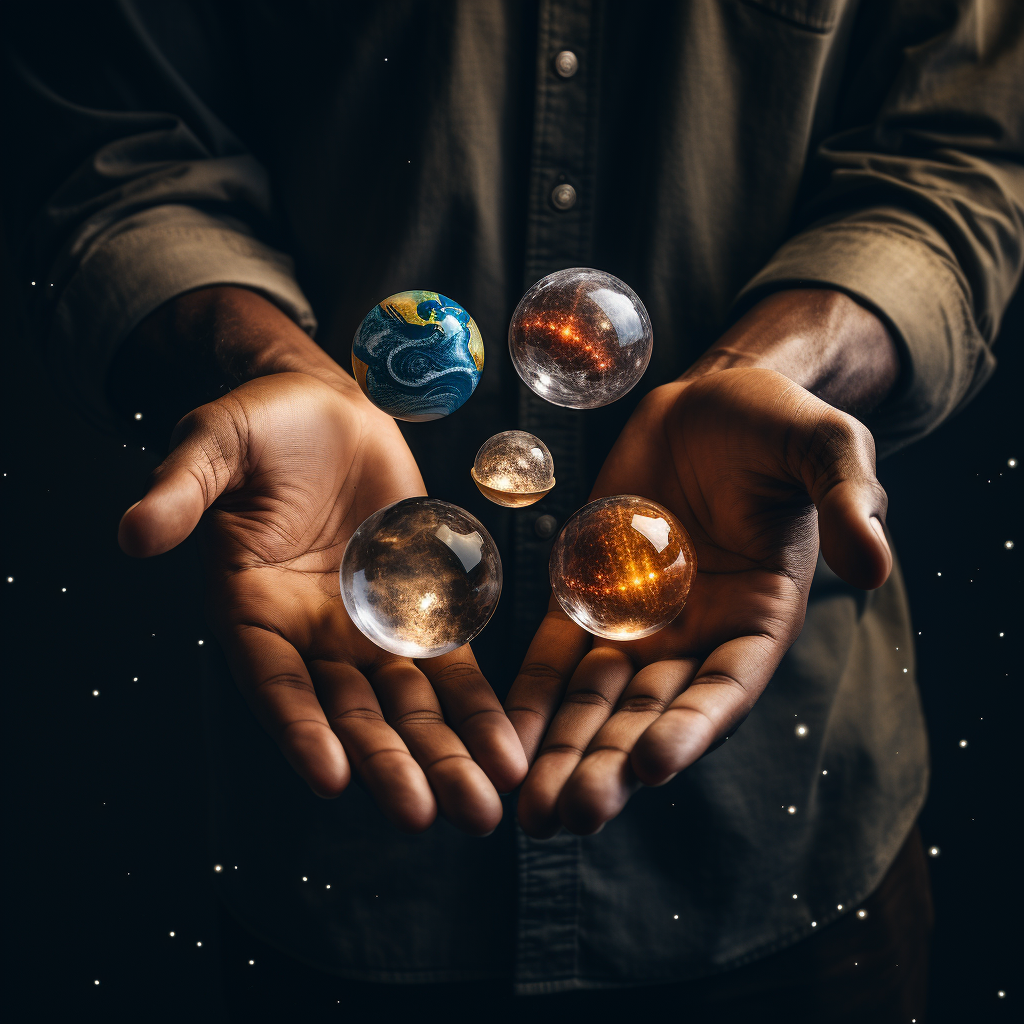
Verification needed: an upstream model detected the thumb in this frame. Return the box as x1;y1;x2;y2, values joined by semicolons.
118;403;245;558
802;409;892;591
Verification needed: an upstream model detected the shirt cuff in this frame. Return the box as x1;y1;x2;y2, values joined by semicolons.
734;207;996;456
45;204;317;430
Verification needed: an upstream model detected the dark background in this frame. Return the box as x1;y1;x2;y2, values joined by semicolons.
4;253;1020;1020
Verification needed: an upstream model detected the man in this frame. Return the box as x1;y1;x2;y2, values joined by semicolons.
5;1;1022;1019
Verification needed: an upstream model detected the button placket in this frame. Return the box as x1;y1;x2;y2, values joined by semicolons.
514;0;602;993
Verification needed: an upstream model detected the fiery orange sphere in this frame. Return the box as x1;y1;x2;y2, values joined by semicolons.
549;495;696;640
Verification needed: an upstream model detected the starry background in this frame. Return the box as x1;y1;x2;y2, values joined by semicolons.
4;253;1019;1019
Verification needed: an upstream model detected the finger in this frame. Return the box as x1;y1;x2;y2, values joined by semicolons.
557;658;700;835
504;608;593;763
419;646;528;794
310;658;438;833
119;402;244;558
631;633;781;786
370;659;504;836
219;624;350;799
517;646;635;839
799;408;891;590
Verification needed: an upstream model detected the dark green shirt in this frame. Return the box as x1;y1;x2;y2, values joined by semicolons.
6;0;1022;992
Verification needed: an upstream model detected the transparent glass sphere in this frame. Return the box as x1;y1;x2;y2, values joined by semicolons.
470;430;556;507
509;268;653;409
549;495;696;640
340;497;502;658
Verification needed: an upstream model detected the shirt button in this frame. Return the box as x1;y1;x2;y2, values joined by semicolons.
535;514;559;539
553;50;578;78
551;183;576;210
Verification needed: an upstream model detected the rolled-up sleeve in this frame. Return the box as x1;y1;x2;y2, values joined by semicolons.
4;4;316;429
736;0;1024;455
48;202;316;428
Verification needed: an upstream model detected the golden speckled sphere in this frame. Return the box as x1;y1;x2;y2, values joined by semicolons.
549;495;696;640
340;498;502;657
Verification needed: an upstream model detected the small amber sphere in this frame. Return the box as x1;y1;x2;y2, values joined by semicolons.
471;430;556;507
549;495;696;640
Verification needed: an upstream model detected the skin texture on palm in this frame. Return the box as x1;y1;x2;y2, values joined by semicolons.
117;292;527;836
508;292;899;839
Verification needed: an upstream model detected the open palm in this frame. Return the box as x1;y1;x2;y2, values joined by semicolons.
507;368;892;837
120;371;525;834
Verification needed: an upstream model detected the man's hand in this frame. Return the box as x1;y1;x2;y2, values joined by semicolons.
116;288;526;835
506;290;897;838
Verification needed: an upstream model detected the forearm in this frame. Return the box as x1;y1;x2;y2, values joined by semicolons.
107;286;357;440
682;289;900;417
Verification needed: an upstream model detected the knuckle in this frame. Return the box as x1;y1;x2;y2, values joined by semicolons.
800;407;878;493
539;741;588;758
251;672;314;695
279;717;328;738
563;688;616;712
358;746;413;767
164;405;242;505
330;706;385;725
393;708;446;729
423;752;473;771
428;661;481;686
505;704;548;723
690;671;748;694
517;661;567;684
455;706;506;728
615;693;668;715
805;410;855;471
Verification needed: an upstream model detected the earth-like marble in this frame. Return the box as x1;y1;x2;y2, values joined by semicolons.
352;290;484;421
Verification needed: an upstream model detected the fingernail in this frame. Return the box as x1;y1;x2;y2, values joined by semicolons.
124;499;142;516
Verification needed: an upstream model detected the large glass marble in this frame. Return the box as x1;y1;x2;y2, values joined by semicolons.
509;268;652;409
471;430;556;507
340;498;501;658
352;290;484;421
549;495;696;641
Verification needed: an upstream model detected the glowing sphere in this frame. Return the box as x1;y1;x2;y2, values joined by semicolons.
470;431;556;507
549;495;696;640
340;498;501;658
509;268;652;409
352;290;484;421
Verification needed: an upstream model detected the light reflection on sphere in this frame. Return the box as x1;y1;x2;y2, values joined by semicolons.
550;495;696;640
509;268;653;409
471;430;556;507
340;498;502;658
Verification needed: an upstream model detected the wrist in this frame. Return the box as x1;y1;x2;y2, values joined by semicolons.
108;286;360;438
682;289;901;416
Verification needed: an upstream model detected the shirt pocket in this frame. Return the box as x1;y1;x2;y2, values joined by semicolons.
737;0;846;33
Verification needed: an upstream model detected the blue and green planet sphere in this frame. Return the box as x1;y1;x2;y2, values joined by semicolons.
352;291;484;421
